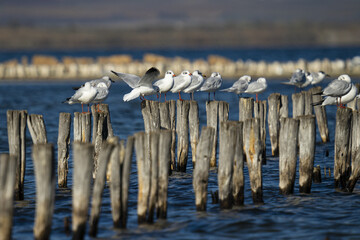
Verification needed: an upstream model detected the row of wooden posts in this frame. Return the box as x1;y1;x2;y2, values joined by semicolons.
1;85;360;239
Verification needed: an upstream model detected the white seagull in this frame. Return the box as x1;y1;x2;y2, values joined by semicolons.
221;75;251;96
63;82;98;113
73;76;114;90
153;70;175;102
313;83;357;107
244;77;267;102
310;71;330;85
183;70;205;100
92;82;110;111
199;72;222;101
170;70;192;100
320;74;352;106
111;67;160;102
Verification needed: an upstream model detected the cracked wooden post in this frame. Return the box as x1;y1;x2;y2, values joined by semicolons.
188;101;199;168
74;112;91;143
298;115;316;193
254;100;267;163
232;121;244;206
177;100;190;172
91;104;114;138
218;101;229;124
168;100;176;172
0;154;16;240
141;100;160;132
334;107;352;190
268;93;281;156
7;110;27;200
148;131;159;223
58;112;71;188
239;97;254;122
243;118;263;203
292;92;305;118
193;127;215;211
347;110;360;192
310;86;329;143
280;95;289;118
72;142;94;240
302;91;313;115
279;118;299;195
206;100;219;168
27;114;47;144
32;143;55;240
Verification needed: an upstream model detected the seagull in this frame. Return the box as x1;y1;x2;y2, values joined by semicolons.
282;68;306;89
244;77;267;102
313;83;357;107
170;70;192;101
63;82;98;113
221;75;251;97
183;70;205;100
92;82;110;112
320;74;352;107
310;71;330;85
111;67;160;102
73;76;114;90
153;70;175;102
199;72;222;101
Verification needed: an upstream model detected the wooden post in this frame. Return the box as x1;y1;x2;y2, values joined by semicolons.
347;110;360;192
313;165;322;183
72;142;94;240
218;101;229;124
302;91;313;115
193;127;215;211
92;104;114;138
268;93;281;156
32;143;55;240
218;122;237;209
169;100;176;171
232;121;244;206
177;100;190;172
206;100;219;168
141;100;160;132
254;100;267;162
243;118;263;203
27;114;47;144
298;115;316;193
280;95;289;118
310;87;329;143
279;118;299;194
189;101;199;168
57;113;71;188
0;154;16;240
7;110;27;200
148;131;159;223
157;130;172;219
292;92;304;118
74;112;91;143
239;97;254;122
334;108;352;189
89;138;116;237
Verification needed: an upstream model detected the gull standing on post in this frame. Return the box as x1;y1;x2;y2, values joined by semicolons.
244;77;267;102
313;83;357;107
72;76;115;90
170;70;192;101
310;71;330;85
183;70;205;100
63;82;98;113
318;74;352;107
153;70;175;102
199;72;222;101
91;82;110;112
221;75;251;97
111;67;160;102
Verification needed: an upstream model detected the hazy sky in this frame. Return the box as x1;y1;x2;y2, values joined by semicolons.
1;0;360;27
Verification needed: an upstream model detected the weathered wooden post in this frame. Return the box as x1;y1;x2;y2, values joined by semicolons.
193;127;215;211
280;95;289;118
279;118;299;194
243;118;263;203
32;143;55;240
218;101;229;124
292;92;305;118
0;154;16;240
268;93;281;156
7;110;27;200
74;112;91;143
310;87;329;143
177;100;190;172
298;115;316;193
169;100;176;171
334;108;352;189
188;101;199;168
148;131;159;223
232;121;244;206
347;110;360;192
254;100;267;162
72;142;94;240
313;165;322;183
141;100;160;132
57;113;71;188
302;91;313;115
27;114;47;144
239;97;254;122
206;100;219;168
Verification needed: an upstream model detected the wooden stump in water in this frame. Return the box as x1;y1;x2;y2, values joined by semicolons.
32;143;55;240
313;165;322;183
72;142;94;240
239;97;254;122
243;118;263;203
57;112;71;188
280;95;289;118
188;101;199;168
176;100;190;172
7;110;27;200
74;112;91;143
334;108;352;189
232;121;244;206
310;86;329;143
268;93;281;156
298;115;316;193
168;100;176;171
302;91;313;115
206;100;219;168
193;127;215;211
279;118;299;195
292;92;305;118
141;100;160;132
254;100;267;163
27;114;47;144
218;101;229;124
346;110;360;192
0;154;16;240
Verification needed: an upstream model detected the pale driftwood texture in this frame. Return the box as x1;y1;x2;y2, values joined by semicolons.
231;121;244;206
206;100;219;168
89;138;117;237
134;132;150;223
292;92;305;118
157;130;172;219
74;112;91;143
313;165;322;183
298;115;316;193
159;102;171;130
239;97;254;122
169;100;176;171
141;100;160;132
91;104;114;138
72;142;94;240
218;101;229;124
7;110;27;200
57;112;71;188
279;118;299;194
148;131;159;223
176;100;190;172
280;95;289;118
334;107;352;189
193;127;215;211
254;100;267;163
310;86;329;143
27;114;47;144
268;93;281;156
303;91;313;115
0;154;16;240
243;118;263;203
32;144;55;240
218;122;237;209
347;110;360;192
189;101;199;167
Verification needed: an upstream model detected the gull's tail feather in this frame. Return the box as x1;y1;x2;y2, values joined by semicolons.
123;89;141;102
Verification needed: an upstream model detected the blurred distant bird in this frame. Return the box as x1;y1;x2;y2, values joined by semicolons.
153;70;175;102
282;68;306;89
170;70;192;101
111;67;160;102
73;76;114;90
63;82;98;113
244;77;267;102
221;75;251;97
310;71;330;85
183;70;205;100
199;72;222;101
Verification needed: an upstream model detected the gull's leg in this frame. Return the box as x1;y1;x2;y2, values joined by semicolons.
213;92;216;101
256;94;259;102
81;104;84;113
179;92;184;101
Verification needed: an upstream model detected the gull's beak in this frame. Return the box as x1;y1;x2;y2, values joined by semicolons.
173;74;176;77
189;73;192;76
203;74;206;78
